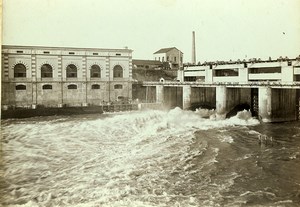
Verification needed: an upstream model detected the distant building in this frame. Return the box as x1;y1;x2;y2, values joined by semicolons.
132;59;162;70
1;45;133;108
153;47;183;69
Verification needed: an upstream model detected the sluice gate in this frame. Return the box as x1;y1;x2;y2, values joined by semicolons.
143;81;300;122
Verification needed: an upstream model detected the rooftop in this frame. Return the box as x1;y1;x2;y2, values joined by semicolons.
153;47;183;54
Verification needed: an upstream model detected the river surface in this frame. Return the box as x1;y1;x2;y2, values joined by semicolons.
1;108;300;207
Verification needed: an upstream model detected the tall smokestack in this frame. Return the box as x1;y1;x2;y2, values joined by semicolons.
192;31;196;64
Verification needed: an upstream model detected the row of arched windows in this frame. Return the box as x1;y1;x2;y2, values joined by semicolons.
15;84;123;90
13;63;124;78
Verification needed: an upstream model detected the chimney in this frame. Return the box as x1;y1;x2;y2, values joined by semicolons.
192;31;196;64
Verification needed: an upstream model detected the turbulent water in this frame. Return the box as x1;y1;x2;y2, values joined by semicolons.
1;108;300;207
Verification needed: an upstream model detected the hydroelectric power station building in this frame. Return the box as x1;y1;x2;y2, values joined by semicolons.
1;45;133;109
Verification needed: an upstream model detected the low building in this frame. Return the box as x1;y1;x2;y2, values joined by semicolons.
180;57;300;83
132;59;162;70
153;47;183;69
1;45;133;108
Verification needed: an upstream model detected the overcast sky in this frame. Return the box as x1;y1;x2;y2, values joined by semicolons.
3;0;300;63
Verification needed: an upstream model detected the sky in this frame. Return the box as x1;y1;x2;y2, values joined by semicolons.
2;0;300;63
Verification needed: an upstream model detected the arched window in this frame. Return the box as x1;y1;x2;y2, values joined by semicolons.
14;63;26;78
91;65;101;78
41;64;53;78
91;84;100;89
67;84;77;89
114;84;123;89
66;64;77;78
42;84;52;90
16;84;26;90
113;65;123;78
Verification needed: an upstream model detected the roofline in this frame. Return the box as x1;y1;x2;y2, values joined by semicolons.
2;45;133;52
153;47;183;54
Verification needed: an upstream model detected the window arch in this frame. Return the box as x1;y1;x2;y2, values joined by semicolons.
91;84;100;89
41;64;53;78
14;63;26;78
66;64;77;78
42;84;52;90
91;65;101;78
113;65;123;78
67;84;77;89
16;84;26;90
114;84;123;89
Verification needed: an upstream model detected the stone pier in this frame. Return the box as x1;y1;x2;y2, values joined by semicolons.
182;85;191;110
258;87;272;122
156;85;164;103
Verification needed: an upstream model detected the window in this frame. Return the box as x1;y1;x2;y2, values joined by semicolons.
167;56;169;61
17;51;23;53
91;84;100;89
16;85;26;90
42;84;52;90
249;67;281;74
214;69;239;77
114;84;123;89
162;57;164;62
69;52;75;55
174;57;177;62
93;53;98;55
41;64;53;78
66;64;77;78
43;51;50;54
14;63;27;78
91;65;101;78
116;53;121;56
67;84;77;89
113;65;123;78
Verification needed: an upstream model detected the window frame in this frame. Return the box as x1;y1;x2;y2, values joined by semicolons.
14;63;27;78
66;64;78;78
41;64;53;78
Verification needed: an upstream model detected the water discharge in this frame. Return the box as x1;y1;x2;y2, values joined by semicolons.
1;108;300;206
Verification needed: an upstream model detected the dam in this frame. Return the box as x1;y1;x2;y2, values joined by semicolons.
141;57;300;122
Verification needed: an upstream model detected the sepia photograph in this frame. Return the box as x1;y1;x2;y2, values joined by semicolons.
1;0;300;206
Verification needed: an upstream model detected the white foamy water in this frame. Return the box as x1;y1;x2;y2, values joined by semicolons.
3;108;290;207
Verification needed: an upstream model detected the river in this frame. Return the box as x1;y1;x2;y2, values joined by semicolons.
1;108;300;207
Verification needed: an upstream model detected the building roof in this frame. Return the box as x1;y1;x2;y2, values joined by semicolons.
153;47;183;54
2;45;133;53
133;59;162;65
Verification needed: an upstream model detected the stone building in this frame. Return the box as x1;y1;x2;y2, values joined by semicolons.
1;45;133;108
153;47;183;69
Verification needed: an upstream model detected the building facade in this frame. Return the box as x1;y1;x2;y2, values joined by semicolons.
153;47;183;69
1;45;133;109
179;57;300;83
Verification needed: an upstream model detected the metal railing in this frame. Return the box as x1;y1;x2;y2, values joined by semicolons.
142;81;300;88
